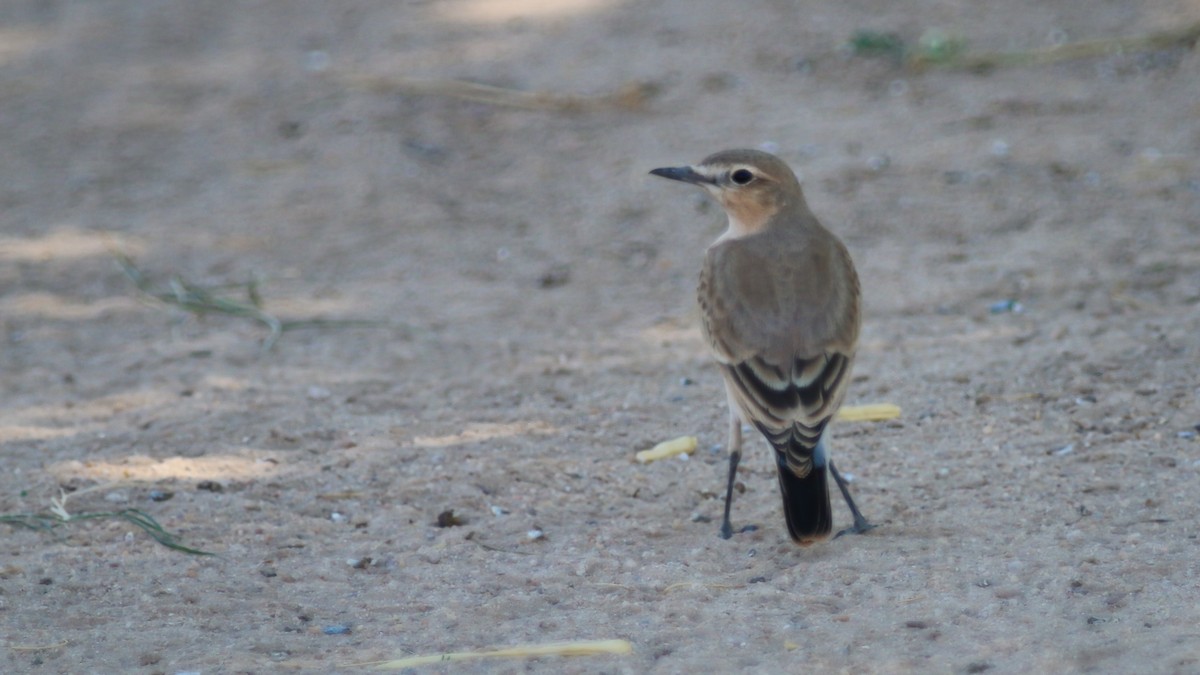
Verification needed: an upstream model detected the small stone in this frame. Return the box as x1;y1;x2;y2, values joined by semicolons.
538;264;571;289
322;624;352;635
989;299;1023;314
436;510;464;527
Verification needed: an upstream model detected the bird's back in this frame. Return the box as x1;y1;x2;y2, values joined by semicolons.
699;206;860;367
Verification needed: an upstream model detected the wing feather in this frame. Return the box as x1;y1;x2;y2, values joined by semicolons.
699;226;860;477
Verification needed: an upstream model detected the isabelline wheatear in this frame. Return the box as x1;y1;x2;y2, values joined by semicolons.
650;149;874;544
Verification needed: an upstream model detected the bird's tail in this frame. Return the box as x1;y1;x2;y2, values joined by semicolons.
774;445;833;543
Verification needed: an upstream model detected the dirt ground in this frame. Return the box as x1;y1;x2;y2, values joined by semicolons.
2;1;1199;673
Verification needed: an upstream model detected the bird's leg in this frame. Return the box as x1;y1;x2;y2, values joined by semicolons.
829;458;876;538
720;409;742;539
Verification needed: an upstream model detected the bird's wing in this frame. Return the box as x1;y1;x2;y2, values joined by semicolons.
700;235;859;475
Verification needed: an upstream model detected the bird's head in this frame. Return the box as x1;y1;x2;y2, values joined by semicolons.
650;149;806;238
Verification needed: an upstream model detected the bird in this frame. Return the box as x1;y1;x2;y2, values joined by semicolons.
649;148;873;544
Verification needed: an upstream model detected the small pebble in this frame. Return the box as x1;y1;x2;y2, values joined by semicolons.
322;624;352;635
490;505;510;516
104;491;129;503
307;385;331;400
989;299;1023;314
197;480;223;493
990;139;1010;157
148;490;174;502
1053;444;1075;456
330;512;347;523
538;264;571;289
1177;431;1196;440
527;528;545;541
435;510;464;527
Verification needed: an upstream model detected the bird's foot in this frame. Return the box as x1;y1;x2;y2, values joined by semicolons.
833;517;877;539
719;522;757;539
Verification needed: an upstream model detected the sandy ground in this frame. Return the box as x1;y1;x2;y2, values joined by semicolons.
2;1;1200;673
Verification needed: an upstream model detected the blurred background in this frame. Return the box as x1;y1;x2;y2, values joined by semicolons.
1;1;1198;672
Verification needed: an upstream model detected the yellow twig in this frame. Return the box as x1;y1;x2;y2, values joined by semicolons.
836;403;902;422
358;639;633;669
636;436;698;463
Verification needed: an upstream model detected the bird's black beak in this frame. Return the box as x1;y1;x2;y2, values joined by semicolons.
649;165;710;185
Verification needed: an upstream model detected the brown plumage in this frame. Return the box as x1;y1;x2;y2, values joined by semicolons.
651;149;873;543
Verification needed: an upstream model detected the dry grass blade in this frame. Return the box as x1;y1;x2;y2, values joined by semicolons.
114;251;385;351
357;639;633;669
1;486;215;556
911;21;1200;70
9;641;69;652
341;74;658;112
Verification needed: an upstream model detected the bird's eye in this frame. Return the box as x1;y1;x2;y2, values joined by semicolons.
730;169;754;185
